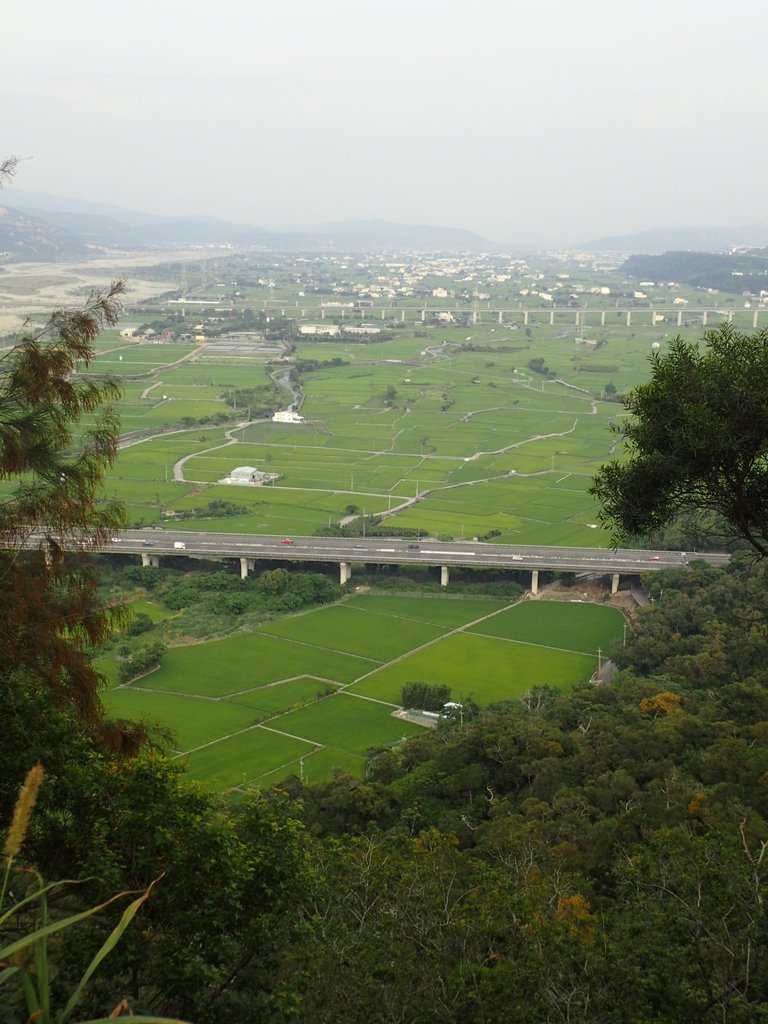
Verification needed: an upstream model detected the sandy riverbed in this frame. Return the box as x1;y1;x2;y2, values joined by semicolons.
0;249;218;335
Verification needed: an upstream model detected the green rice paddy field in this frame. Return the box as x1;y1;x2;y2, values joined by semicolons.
76;315;714;545
104;595;624;793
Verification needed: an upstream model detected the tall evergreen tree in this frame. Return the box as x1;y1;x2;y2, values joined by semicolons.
0;161;126;724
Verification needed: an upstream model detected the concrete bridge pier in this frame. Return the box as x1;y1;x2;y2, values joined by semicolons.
401;309;405;322
340;561;352;585
498;310;504;324
440;565;449;587
531;569;539;595
421;309;426;322
611;573;620;595
141;553;161;568
677;310;683;326
626;311;632;327
702;310;708;326
600;310;606;326
240;557;255;580
549;310;554;326
524;310;529;326
754;310;760;329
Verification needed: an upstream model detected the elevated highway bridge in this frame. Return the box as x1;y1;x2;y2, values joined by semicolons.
62;530;730;594
172;300;764;331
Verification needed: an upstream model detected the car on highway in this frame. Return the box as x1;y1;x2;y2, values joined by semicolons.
649;555;661;561
407;543;420;550
282;537;294;545
110;537;121;543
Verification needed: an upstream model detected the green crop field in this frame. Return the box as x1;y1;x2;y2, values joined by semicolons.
105;688;261;751
341;594;508;627
105;676;337;751
347;630;600;706
267;692;422;755
104;593;625;793
134;632;373;696
183;728;316;790
86;263;714;545
467;600;625;654
258;604;449;661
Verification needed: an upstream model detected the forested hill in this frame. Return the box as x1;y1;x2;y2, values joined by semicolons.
622;248;768;293
5;556;768;1023
274;557;768;1021
0;204;88;260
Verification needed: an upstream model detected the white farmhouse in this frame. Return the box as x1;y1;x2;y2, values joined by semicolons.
272;410;305;424
221;466;280;486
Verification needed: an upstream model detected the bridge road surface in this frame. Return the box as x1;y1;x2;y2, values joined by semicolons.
49;530;730;575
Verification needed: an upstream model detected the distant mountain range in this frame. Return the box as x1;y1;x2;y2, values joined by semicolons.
0;205;89;261
580;225;768;253
4;190;767;260
0;191;491;260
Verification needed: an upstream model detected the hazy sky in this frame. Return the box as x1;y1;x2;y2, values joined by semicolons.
5;0;767;245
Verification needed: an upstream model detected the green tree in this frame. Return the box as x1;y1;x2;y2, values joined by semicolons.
0;162;127;724
256;567;290;595
0;284;126;723
591;325;768;556
401;681;452;712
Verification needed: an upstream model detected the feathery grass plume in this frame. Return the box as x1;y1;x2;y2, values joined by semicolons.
4;762;44;857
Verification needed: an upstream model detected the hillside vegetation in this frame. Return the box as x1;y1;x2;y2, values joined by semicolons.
4;558;768;1022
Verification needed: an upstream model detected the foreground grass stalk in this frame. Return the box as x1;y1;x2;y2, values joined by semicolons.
1;767;190;1023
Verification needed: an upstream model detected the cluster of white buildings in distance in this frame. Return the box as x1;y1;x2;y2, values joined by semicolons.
298;323;381;336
